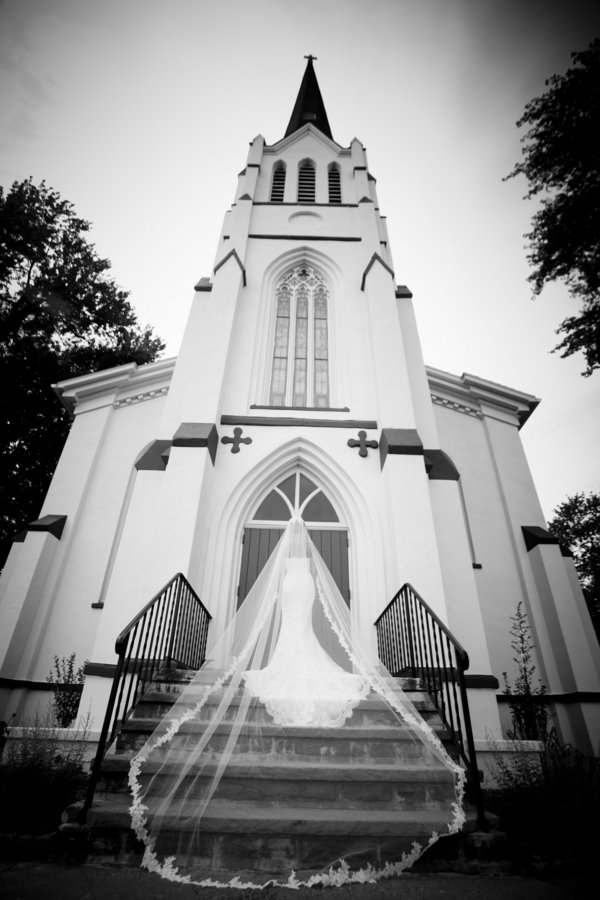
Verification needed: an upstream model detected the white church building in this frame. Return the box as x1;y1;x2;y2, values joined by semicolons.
1;58;598;761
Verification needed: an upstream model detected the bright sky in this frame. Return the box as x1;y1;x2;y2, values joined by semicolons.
1;0;599;520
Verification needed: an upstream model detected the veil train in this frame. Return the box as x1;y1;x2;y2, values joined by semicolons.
129;518;465;888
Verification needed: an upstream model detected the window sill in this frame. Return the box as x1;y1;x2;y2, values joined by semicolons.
250;404;350;412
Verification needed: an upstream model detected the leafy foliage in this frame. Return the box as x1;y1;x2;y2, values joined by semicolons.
0;178;164;565
507;38;600;375
548;491;600;641
488;729;600;865
46;653;86;728
502;601;548;741
0;709;89;833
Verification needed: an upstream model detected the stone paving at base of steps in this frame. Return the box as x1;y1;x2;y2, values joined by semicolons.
0;862;599;900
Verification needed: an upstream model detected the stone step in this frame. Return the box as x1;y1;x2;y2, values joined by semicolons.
86;794;456;836
80;664;466;878
78;794;458;876
115;717;450;763
96;755;456;810
147;668;425;697
131;690;440;728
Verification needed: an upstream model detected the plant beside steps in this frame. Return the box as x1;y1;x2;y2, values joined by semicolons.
66;666;466;880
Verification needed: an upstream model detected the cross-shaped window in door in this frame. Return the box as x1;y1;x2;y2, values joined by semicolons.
269;265;329;408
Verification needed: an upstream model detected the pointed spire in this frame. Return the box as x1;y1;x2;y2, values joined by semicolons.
284;55;333;140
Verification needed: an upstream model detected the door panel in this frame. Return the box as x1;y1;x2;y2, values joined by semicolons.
238;527;348;607
237;528;284;608
308;529;349;605
237;526;351;668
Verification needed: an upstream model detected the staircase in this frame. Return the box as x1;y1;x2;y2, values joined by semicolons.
68;665;464;881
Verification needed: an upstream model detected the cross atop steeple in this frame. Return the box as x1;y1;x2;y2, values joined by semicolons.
284;56;333;141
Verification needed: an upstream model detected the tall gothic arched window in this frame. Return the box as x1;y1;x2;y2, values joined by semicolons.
269;265;329;408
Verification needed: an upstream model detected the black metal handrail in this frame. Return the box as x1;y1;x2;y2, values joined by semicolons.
375;583;486;828
81;572;211;819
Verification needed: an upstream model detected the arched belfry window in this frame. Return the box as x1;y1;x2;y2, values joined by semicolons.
298;159;315;202
328;164;341;203
270;162;286;202
269;264;329;408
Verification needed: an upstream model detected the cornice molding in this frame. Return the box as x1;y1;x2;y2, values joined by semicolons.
113;386;169;409
265;123;346;154
426;365;540;429
430;393;483;420
53;357;176;415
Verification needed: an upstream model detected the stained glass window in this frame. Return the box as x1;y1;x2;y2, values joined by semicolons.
268;265;330;407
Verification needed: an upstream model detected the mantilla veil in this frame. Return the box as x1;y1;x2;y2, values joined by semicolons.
129;518;465;888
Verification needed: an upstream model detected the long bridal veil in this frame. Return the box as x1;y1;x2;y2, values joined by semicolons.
129;518;465;888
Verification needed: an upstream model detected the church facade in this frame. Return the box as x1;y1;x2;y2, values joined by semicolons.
1;60;598;758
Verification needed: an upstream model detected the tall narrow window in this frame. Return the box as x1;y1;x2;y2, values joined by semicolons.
270;162;286;202
328;164;342;203
269;265;330;408
298;159;316;203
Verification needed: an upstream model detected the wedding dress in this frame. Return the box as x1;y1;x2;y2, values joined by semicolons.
243;557;369;727
129;518;465;889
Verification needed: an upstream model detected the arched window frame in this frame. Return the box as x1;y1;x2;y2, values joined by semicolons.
270;161;286;202
328;163;342;203
297;158;316;203
268;264;330;409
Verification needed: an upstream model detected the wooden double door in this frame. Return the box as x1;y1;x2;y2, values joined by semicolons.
236;472;350;670
237;525;349;607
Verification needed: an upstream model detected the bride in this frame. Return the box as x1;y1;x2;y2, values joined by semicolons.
129;517;465;888
243;547;369;728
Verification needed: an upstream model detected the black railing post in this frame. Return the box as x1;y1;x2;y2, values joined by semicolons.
166;576;184;666
80;572;211;822
457;657;487;830
374;582;487;830
80;645;128;821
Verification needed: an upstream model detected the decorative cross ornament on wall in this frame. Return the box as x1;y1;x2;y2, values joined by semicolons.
221;427;252;454
347;430;378;458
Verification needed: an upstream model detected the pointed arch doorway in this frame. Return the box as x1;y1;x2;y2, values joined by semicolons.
237;471;350;666
238;471;349;606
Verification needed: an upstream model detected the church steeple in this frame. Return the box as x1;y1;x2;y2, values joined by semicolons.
284;55;333;140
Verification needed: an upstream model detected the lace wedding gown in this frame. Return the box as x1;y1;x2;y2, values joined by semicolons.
243;557;369;727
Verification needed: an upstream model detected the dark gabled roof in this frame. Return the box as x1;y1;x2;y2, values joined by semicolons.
284;56;333;141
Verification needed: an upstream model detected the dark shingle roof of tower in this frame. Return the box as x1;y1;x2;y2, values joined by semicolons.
284;56;333;140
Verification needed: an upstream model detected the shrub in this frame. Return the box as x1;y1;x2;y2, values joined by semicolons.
501;602;549;741
46;653;86;728
487;729;600;863
0;709;89;834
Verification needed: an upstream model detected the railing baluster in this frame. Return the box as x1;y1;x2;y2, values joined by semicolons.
81;572;212;821
374;582;486;830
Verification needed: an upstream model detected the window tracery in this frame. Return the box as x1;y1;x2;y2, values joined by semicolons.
269;265;330;408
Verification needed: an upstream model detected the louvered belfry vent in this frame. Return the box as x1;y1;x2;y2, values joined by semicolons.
328;165;341;203
271;163;286;202
298;160;316;202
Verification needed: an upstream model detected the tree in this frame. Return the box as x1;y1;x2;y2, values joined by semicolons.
548;491;600;641
0;178;164;566
507;38;600;376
